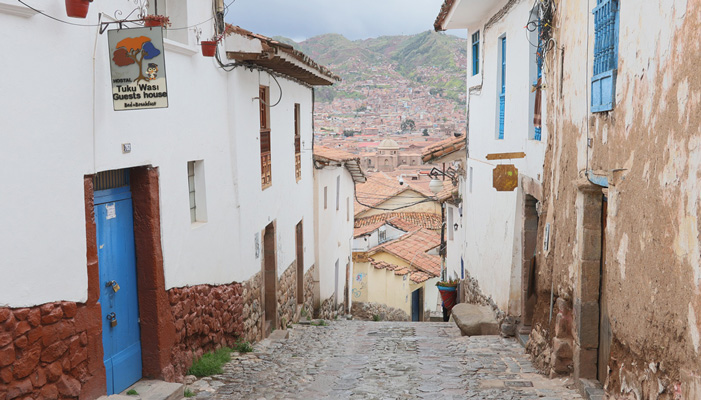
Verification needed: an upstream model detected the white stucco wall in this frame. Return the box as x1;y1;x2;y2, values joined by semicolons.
229;70;316;284
0;0;317;307
313;165;355;305
452;0;548;312
445;201;465;281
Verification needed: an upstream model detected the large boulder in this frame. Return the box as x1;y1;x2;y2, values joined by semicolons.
451;304;499;336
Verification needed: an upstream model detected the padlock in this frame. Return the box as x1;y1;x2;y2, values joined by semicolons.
107;312;118;328
106;280;120;293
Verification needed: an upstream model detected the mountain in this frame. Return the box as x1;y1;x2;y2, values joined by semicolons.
274;31;467;106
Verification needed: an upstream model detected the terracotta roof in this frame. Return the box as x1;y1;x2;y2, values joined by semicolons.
386;217;422;233
410;271;432;283
434;0;458;31
421;135;467;163
355;212;442;231
353;220;388;237
314;146;367;183
367;259;422;282
224;25;340;86
354;173;454;215
378;229;441;277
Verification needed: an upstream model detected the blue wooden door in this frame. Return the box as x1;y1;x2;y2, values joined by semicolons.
95;186;142;395
411;289;420;321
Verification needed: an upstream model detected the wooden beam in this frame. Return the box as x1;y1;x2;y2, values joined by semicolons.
486;152;526;160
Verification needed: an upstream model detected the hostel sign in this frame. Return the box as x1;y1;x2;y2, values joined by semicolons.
108;28;168;111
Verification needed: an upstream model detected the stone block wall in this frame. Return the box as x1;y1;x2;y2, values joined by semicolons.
277;263;298;329
526;296;574;378
459;273;504;321
316;296;344;320
167;283;245;381
0;302;104;400
303;266;315;320
276;263;316;328
241;272;263;344
351;302;409;322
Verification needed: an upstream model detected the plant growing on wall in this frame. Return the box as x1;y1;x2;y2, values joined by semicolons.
112;36;162;83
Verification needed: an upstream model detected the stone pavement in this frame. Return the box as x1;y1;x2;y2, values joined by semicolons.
186;321;583;400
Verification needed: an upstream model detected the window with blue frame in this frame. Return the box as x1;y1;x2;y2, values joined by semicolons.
534;26;543;141
498;36;506;140
591;0;619;112
471;31;480;76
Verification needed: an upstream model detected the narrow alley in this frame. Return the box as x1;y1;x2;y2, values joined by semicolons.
187;321;582;400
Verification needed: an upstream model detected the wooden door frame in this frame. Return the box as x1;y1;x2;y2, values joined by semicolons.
296;221;304;306
262;222;278;337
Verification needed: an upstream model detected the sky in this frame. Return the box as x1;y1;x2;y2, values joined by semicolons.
224;0;466;42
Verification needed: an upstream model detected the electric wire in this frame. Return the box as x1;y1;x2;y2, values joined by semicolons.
17;0;101;26
16;0;236;31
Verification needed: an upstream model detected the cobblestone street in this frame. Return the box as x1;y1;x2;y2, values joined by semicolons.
187;321;583;399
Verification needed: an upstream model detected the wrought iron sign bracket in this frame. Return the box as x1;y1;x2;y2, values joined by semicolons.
428;167;458;186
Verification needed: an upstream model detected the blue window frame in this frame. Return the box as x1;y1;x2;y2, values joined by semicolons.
591;0;619;112
534;27;542;141
471;31;480;76
498;36;506;139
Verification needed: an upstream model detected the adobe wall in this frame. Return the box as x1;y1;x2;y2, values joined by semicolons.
531;0;701;397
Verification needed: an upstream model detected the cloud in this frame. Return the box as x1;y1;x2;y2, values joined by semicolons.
224;0;464;41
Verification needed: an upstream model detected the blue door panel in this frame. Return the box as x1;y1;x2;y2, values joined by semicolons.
411;290;420;322
95;192;142;395
112;342;143;392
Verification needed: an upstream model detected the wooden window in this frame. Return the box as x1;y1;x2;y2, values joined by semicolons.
591;0;619;112
260;86;272;188
294;104;301;181
324;186;328;209
346;197;350;222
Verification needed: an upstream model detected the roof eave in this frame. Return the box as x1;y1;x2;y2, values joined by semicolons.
224;31;340;86
422;148;467;164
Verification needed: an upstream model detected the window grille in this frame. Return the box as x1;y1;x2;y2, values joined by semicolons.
591;0;619;112
93;169;129;191
378;228;387;244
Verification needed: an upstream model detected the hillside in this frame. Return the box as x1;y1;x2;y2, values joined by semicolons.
275;31;467;107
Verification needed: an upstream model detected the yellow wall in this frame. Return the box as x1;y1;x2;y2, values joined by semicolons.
353;252;424;315
357;190;441;218
351;262;369;303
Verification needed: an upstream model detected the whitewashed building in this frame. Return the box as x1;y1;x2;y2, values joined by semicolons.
0;0;337;397
434;0;548;327
312;147;365;317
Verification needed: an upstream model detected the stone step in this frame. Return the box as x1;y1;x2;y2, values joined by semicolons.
97;380;183;400
450;303;499;336
268;328;290;340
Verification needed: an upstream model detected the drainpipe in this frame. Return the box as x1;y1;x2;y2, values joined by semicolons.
440;203;446;281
